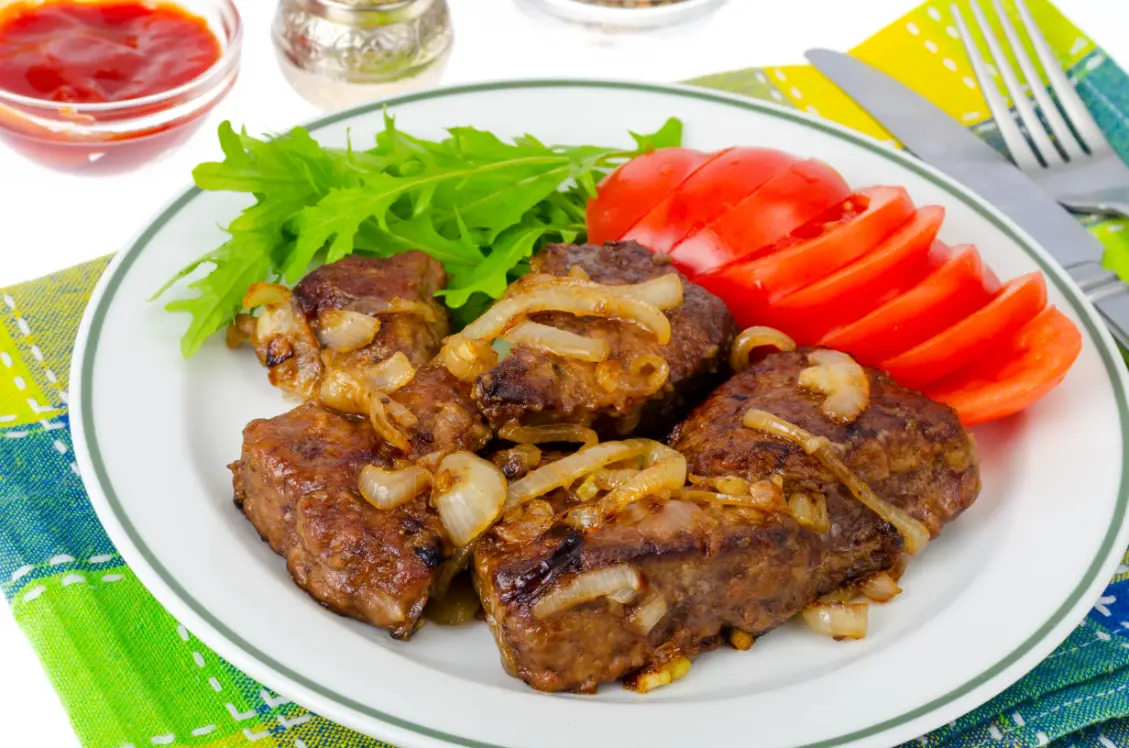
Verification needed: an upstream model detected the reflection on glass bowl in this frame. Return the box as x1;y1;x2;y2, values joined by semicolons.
0;0;241;175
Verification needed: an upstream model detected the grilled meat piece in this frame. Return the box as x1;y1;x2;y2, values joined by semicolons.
231;403;447;639
384;361;492;469
244;252;448;399
474;349;979;692
293;251;448;371
474;242;734;439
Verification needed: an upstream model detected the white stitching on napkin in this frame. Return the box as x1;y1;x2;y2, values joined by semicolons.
2;295;65;406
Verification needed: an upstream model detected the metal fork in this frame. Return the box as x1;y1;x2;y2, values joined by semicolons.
952;0;1129;219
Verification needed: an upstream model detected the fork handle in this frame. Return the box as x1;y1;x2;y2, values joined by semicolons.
1062;188;1129;221
1070;262;1129;350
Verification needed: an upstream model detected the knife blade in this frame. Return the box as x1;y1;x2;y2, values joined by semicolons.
805;47;1129;348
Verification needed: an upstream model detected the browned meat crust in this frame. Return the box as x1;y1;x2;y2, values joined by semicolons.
385;361;492;469
293;251;449;371
231;403;448;639
473;242;734;438
245;253;449;400
474;349;979;692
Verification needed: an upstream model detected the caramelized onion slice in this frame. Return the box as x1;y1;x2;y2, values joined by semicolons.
802;602;868;640
799;349;870;424
370;394;412;453
679;479;785;511
317;309;382;353
523;273;684;311
788;492;830;532
594;468;639;490
742;409;931;555
506;441;645;510
364;352;416;393
625;592;668;636
532;565;642;619
591;440;687;517
499;422;599;448
860;571;902;603
358;465;432;510
504;321;609;362
595;356;670;398
366;297;438;322
242;282;290;309
432;452;507;546
689;474;750;496
731;326;797;372
440;334;499;382
463;286;672;344
319;369;366;413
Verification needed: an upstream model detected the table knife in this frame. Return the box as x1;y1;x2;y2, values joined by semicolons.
805;48;1129;350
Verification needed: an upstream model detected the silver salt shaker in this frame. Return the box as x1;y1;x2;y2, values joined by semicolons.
272;0;453;111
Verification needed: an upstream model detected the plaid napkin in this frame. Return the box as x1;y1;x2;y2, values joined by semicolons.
3;1;1129;746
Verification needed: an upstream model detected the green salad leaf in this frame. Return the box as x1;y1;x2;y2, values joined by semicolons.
157;114;683;358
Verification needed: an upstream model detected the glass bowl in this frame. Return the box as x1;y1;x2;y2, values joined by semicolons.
0;0;242;175
517;0;729;32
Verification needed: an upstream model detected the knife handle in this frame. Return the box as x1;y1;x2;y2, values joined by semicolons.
1070;262;1129;351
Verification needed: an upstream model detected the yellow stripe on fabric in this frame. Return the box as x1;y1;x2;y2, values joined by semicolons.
765;65;898;144
0;323;61;428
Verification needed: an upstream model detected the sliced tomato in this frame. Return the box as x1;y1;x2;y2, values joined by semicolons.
586;147;715;245
666;159;851;276
926;306;1082;426
819;246;992;366
693;187;915;329
622;147;798;254
762;206;945;344
881;272;1047;390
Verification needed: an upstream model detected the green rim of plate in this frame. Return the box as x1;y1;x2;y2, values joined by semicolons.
78;79;1129;748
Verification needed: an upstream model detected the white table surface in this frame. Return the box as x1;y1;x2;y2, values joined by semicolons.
1;0;1126;744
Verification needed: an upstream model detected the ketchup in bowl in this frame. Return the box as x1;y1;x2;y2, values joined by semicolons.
0;0;241;173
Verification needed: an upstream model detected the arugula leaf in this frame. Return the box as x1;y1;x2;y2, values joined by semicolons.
157;116;684;356
630;117;683;152
439;223;547;308
163;230;277;358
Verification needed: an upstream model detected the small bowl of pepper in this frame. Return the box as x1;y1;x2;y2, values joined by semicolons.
0;0;241;174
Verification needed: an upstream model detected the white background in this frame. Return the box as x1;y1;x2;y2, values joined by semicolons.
0;0;1125;745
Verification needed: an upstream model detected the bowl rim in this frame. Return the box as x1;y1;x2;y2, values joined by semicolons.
0;0;243;114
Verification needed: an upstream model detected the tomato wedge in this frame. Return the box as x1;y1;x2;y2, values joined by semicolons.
819;246;993;366
667;159;851;276
762;206;945;344
586;147;715;245
926;306;1082;426
623;147;798;254
881;272;1047;390
693;187;915;329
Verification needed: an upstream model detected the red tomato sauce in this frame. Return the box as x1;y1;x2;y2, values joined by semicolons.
0;0;220;103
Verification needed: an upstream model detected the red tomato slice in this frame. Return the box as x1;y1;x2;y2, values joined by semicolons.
926;306;1082;426
881;272;1047;390
586;147;715;245
622;147;798;254
762;205;945;344
819;246;992;366
694;186;915;329
667;159;851;276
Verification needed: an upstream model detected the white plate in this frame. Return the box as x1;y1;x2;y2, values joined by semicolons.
71;80;1129;748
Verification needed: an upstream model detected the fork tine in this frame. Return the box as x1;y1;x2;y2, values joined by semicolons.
991;0;1082;160
952;3;1042;172
1013;0;1111;155
968;0;1059;166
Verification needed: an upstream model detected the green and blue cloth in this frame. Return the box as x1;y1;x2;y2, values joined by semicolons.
3;1;1129;745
